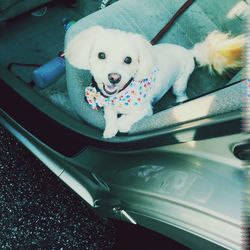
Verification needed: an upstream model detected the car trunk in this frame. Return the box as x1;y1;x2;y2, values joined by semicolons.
0;0;245;155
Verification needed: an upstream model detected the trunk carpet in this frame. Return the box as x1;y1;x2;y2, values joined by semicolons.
0;3;84;116
0;4;81;83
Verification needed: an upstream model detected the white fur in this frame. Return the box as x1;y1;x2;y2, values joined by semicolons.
65;26;197;138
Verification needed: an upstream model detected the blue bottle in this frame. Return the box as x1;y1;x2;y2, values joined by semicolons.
32;57;65;88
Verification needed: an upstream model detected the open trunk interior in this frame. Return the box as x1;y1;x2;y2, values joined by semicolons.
0;0;245;152
0;2;85;115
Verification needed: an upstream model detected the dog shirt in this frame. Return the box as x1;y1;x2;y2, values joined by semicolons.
85;68;159;110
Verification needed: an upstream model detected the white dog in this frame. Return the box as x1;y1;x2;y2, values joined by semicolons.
65;26;244;138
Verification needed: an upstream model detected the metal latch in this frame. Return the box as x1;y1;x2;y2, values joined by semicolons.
113;207;137;225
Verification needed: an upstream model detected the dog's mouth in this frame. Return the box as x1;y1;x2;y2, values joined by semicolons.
103;84;118;95
103;77;134;96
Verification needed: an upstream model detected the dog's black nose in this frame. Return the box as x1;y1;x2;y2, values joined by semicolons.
108;73;121;84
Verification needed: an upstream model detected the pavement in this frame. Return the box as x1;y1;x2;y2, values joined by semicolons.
0;126;189;250
0;127;116;250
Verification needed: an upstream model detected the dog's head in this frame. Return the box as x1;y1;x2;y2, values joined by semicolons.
65;26;154;96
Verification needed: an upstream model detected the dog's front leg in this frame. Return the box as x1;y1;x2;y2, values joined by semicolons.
103;106;118;138
118;105;153;133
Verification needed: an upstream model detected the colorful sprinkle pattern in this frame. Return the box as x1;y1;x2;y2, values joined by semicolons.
85;68;159;110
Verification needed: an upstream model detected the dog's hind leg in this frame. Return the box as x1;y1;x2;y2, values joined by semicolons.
172;58;195;103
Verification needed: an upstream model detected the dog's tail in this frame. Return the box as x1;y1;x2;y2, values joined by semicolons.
191;31;245;75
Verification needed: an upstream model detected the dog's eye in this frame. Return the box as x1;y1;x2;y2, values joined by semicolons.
124;56;132;64
98;52;106;60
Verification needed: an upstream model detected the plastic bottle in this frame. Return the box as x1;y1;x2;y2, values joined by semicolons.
32;56;65;88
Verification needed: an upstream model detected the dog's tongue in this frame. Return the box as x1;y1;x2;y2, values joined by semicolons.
106;85;116;91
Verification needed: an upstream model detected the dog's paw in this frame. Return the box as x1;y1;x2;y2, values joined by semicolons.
103;126;118;139
118;116;133;133
176;93;188;103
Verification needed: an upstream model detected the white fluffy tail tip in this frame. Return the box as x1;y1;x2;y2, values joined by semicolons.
192;31;246;75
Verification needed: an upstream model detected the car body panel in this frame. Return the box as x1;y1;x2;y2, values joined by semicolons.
0;104;247;249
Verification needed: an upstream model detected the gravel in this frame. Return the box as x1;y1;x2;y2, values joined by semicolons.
0;127;116;250
0;126;189;250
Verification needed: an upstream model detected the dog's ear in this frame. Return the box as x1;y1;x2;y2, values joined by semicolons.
133;34;154;81
65;26;103;70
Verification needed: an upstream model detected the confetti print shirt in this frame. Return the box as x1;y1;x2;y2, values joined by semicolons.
85;68;159;110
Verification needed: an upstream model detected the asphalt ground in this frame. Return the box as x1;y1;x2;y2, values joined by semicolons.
0;126;189;250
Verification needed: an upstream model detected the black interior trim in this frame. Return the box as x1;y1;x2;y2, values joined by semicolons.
233;140;250;161
0;79;92;156
0;79;241;157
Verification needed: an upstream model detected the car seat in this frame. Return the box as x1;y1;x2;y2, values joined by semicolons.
65;0;244;135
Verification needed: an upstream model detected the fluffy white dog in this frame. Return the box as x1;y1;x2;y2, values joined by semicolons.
65;26;244;138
